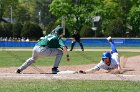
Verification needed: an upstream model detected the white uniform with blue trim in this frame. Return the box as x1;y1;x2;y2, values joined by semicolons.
94;52;120;70
85;38;121;73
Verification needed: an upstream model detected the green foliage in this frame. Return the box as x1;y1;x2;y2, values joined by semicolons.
34;0;56;25
0;23;4;37
128;5;140;37
0;0;18;18
21;22;43;40
1;0;140;37
104;18;124;37
80;25;94;37
45;21;58;35
49;0;97;32
12;22;23;38
15;5;31;23
49;0;72;17
0;23;13;37
63;27;71;38
3;23;13;37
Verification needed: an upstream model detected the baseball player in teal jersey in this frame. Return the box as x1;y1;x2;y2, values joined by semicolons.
79;36;122;74
16;26;70;74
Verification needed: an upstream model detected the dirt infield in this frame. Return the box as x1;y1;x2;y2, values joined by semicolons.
0;55;140;81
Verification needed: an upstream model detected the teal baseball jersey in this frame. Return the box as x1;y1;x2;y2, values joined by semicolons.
36;34;65;48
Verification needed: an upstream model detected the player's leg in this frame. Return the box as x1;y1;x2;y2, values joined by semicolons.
107;36;117;53
16;46;39;73
78;41;84;51
70;41;76;51
110;41;117;53
107;36;120;70
43;48;63;74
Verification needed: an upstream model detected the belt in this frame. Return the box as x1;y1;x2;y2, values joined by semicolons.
41;45;47;47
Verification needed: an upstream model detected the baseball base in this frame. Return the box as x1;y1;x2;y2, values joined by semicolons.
57;70;78;74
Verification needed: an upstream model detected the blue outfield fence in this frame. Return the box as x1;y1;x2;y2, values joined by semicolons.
0;41;36;47
65;38;140;47
0;38;140;47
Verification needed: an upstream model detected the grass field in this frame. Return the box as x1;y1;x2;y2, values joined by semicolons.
0;51;140;67
0;50;140;92
0;79;140;92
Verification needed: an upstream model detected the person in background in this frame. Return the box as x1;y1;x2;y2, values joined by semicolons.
70;30;84;51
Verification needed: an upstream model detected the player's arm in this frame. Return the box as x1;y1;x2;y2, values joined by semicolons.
115;63;123;74
79;67;99;74
79;60;105;74
59;39;70;61
79;63;101;74
109;58;123;74
117;64;121;70
114;56;122;72
85;67;99;73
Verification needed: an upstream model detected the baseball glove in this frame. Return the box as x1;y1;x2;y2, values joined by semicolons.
79;70;86;74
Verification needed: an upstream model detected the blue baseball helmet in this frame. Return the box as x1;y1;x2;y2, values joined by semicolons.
102;51;111;60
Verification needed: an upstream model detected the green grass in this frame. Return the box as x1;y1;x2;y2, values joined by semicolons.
0;51;140;67
0;50;140;92
0;79;140;92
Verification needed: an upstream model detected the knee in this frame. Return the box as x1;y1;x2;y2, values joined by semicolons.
30;57;37;63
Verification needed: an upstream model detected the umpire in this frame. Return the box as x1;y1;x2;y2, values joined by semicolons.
70;30;84;51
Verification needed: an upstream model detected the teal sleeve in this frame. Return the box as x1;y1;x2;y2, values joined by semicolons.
59;39;65;48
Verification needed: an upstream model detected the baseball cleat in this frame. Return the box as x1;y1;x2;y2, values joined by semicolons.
16;69;21;74
106;36;112;42
52;67;60;74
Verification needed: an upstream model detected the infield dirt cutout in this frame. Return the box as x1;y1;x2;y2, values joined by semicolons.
0;55;140;81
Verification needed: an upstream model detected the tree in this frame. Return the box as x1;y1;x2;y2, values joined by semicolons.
15;5;31;23
45;21;58;35
12;22;23;38
0;0;18;23
0;23;13;37
95;0;121;36
92;0;133;37
116;0;133;36
21;22;43;40
104;18;124;37
49;0;97;32
80;25;94;37
34;0;56;26
128;5;140;37
0;23;5;37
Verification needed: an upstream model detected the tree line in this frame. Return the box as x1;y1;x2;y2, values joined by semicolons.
0;0;140;39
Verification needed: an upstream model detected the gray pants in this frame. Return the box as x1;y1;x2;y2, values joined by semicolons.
18;46;63;71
